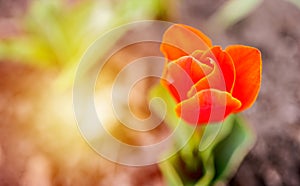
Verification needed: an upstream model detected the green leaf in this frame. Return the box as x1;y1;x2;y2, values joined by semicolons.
195;155;215;186
149;84;195;136
149;84;202;184
211;115;255;183
199;123;223;152
195;115;255;185
148;83;177;127
149;84;255;185
199;114;236;152
159;158;184;186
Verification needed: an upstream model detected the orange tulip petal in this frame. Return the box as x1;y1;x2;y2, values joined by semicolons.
161;24;213;61
161;56;213;102
172;56;212;83
188;46;235;97
191;50;214;68
175;89;241;124
226;45;262;112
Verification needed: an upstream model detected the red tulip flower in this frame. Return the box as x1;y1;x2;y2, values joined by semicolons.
161;24;262;125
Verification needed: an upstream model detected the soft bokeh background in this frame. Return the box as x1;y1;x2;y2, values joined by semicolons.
1;0;300;185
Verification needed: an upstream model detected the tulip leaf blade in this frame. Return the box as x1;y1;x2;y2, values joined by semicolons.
211;114;255;183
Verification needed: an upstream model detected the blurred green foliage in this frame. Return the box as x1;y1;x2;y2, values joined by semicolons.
0;0;170;91
0;0;168;69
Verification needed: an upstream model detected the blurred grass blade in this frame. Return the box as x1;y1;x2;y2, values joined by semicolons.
207;0;263;31
287;0;300;9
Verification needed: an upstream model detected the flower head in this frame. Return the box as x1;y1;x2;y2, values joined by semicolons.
161;24;262;125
